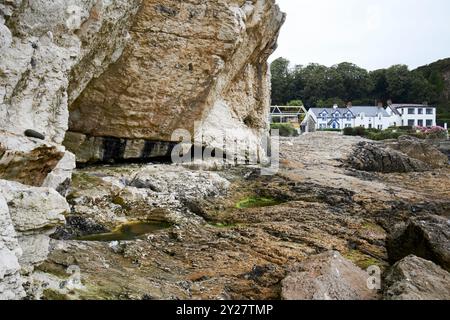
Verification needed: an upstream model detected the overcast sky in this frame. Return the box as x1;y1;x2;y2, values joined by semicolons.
269;0;450;71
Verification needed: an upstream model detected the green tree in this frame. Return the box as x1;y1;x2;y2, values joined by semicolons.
270;57;448;113
270;57;293;105
287;99;303;106
408;71;435;103
317;97;345;108
369;69;389;103
333;62;371;101
385;65;411;101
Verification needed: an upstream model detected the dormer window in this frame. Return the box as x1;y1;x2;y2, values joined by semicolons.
319;110;328;120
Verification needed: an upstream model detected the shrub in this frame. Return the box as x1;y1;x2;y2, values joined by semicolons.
319;128;341;132
354;127;366;136
343;127;355;136
270;123;299;137
366;131;402;141
416;126;448;140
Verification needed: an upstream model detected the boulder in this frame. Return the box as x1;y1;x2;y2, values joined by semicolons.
385;136;448;169
41;151;76;196
0;131;76;192
0;179;68;271
281;251;378;300
347;141;430;173
0;179;68;233
68;0;285;163
387;215;450;272
0;131;64;186
383;255;450;300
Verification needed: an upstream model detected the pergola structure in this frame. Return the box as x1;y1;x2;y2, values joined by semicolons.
269;106;307;130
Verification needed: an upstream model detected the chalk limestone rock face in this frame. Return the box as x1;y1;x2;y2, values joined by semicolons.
69;0;285;162
0;0;141;144
0;180;68;273
42;151;76;196
0;194;25;300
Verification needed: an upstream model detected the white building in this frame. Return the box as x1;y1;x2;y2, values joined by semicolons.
386;103;437;128
303;104;392;132
302;103;438;132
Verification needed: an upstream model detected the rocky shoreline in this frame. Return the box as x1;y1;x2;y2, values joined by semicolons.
13;132;447;300
1;0;449;301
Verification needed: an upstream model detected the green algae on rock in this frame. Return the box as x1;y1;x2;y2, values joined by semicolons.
236;196;283;209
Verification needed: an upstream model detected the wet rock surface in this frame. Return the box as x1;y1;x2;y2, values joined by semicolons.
383;255;450;300
35;133;450;300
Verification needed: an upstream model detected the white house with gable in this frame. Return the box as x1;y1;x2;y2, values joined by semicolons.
302;103;438;132
303;104;392;132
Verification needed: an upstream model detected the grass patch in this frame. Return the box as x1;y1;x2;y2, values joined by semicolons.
236;196;283;209
208;222;241;229
361;222;386;234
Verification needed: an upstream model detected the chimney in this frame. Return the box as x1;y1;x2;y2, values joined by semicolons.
347;102;352;108
387;99;393;106
423;101;428;106
377;102;383;108
333;104;338;109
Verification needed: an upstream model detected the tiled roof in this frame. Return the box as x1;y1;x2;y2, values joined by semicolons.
309;106;389;117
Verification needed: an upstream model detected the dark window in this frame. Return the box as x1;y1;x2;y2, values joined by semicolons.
408;108;415;115
408;120;415;127
418;120;424;127
426;120;433;127
418;109;423;115
426;108;433;115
